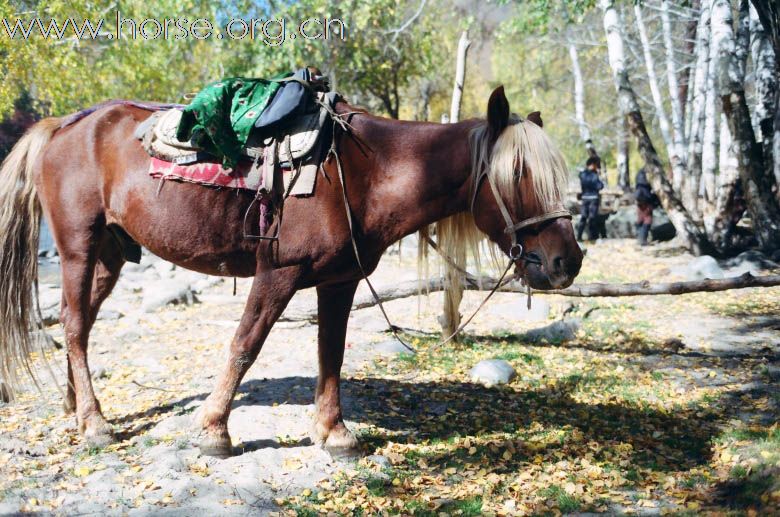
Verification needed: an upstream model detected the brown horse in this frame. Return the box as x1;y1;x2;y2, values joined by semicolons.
0;86;582;458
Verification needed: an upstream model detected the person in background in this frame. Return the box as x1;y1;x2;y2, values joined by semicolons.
634;167;659;246
577;156;604;242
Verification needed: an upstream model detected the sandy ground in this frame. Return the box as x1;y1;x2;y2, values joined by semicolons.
0;237;778;515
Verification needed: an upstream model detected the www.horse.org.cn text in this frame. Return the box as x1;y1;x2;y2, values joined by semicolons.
1;12;347;46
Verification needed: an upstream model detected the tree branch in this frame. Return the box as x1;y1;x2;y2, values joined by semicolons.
278;273;780;322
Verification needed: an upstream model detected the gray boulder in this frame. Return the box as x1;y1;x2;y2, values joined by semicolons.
522;318;581;343
603;207;676;241
686;255;724;280
724;250;779;277
142;280;198;312
373;339;414;355
469;359;517;387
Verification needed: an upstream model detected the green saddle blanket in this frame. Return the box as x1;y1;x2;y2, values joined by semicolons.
176;73;289;168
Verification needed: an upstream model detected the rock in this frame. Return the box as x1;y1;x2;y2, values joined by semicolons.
152;259;177;277
91;366;109;379
686;255;724;280
116;328;142;343
604;208;635;239
373;339;414;355
141;280;198;312
96;309;123;321
603;207;676;241
123;261;152;274
365;454;392;469
522;318;581;343
469;359;517;387
724;250;779;278
650;219;676;242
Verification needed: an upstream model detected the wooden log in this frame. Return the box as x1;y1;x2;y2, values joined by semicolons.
278;273;780;322
545;272;780;296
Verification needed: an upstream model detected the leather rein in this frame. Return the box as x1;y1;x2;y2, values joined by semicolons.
328;113;572;353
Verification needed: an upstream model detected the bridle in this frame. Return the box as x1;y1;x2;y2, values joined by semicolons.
470;164;572;265
328;110;573;352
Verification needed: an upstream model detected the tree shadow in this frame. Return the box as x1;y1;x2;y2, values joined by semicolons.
109;373;740;473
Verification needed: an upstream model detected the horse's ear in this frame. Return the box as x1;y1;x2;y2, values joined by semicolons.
527;111;543;128
487;86;510;141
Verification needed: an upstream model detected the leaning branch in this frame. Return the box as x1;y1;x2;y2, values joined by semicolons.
545;272;780;296
278;273;780;321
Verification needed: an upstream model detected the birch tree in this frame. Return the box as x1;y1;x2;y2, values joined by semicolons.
713;0;780;249
749;1;779;205
710;113;740;247
661;0;689;188
685;2;712;216
749;4;777;186
617;118;630;192
599;0;713;255
568;41;599;159
635;5;673;151
700;8;720;208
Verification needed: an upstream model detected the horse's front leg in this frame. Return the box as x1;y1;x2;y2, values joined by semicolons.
311;281;360;452
198;266;301;458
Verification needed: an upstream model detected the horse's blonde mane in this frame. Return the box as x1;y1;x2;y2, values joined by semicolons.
418;115;569;328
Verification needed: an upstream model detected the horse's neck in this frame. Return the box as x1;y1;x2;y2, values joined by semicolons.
349;116;477;244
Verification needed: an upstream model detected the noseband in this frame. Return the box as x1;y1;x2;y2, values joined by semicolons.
471;167;571;265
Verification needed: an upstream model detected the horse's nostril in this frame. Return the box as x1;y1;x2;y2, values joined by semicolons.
552;256;564;274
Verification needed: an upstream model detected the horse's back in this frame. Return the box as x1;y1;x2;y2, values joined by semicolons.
36;104;260;276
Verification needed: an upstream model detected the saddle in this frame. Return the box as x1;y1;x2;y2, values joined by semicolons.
135;91;339;197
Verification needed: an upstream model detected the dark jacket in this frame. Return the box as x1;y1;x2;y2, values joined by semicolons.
579;169;604;200
635;168;659;206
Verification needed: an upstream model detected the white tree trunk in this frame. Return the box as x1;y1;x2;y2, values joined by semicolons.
708;113;740;242
617;118;630;191
449;31;471;123
569;41;598;158
701;11;721;207
749;4;777;186
685;0;712;217
713;0;780;249
661;0;688;187
600;0;713;255
635;4;673;150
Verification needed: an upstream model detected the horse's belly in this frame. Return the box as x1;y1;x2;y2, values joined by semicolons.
109;174;260;277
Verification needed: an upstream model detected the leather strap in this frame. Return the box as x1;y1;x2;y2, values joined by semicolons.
472;164;571;253
504;210;572;233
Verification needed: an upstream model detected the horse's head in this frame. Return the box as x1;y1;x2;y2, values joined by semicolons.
471;86;583;289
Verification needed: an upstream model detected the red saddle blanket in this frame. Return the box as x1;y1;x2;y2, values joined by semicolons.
147;156;317;195
148;157;259;190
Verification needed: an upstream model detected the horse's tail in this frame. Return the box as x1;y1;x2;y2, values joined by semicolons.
0;117;61;398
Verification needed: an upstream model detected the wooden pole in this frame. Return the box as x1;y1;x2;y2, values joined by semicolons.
440;30;471;341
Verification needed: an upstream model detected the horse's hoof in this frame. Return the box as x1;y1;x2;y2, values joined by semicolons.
324;425;361;459
84;430;115;448
81;414;114;447
199;433;232;459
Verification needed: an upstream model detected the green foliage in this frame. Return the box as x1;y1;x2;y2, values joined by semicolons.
497;0;598;34
0;0;452;120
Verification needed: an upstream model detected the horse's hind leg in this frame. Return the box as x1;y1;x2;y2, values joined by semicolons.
198;266;302;458
312;281;359;452
57;228;122;445
62;236;124;415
